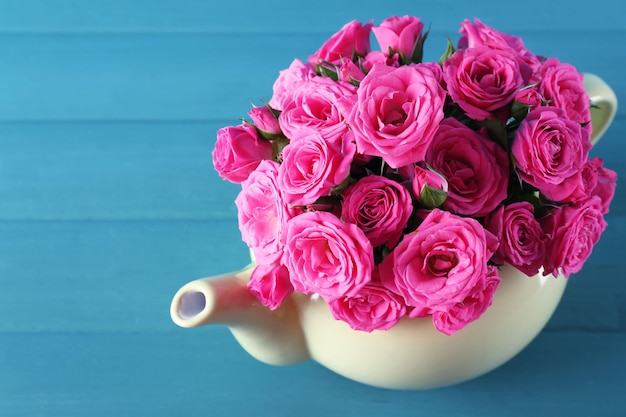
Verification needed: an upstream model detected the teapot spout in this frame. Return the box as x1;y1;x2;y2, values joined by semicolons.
170;265;310;366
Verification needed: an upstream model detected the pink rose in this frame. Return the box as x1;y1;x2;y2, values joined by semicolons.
539;58;591;132
278;129;355;206
512;106;591;202
278;76;354;146
212;123;273;184
432;265;501;335
412;163;448;208
247;263;293;310
443;45;524;121
459;18;526;51
341;63;446;168
328;280;407;332
380;209;498;315
541;196;607;277
308;20;372;65
546;159;597;203
425;118;509;217
361;50;400;71
419;61;445;88
338;59;366;84
235;160;294;264
340;175;413;248
484;202;545;276
373;15;424;59
458;18;540;82
248;106;281;136
282;211;374;300
269;59;316;111
589;157;617;214
514;85;544;111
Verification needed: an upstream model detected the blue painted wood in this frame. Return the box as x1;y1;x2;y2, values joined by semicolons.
0;0;622;33
0;32;622;121
0;121;240;220
1;332;625;416
0;0;625;415
0;220;249;333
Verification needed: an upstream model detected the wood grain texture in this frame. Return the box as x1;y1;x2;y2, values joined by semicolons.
0;32;623;121
0;121;239;220
1;332;625;416
1;0;625;415
0;0;622;33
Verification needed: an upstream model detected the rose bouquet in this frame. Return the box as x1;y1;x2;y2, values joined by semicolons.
212;16;616;335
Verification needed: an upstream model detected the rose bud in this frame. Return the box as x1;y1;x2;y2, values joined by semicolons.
248;106;282;137
510;85;544;120
412;163;448;208
338;59;366;85
361;50;400;71
308;19;373;65
372;15;425;61
514;85;543;109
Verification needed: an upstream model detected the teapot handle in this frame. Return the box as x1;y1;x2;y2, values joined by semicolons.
584;73;618;145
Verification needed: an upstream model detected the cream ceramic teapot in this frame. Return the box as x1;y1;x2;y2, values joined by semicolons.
170;73;617;390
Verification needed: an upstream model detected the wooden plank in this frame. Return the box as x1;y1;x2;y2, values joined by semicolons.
0;2;622;416
1;331;624;416
0;31;622;121
0;0;623;33
0;219;250;333
0;121;241;220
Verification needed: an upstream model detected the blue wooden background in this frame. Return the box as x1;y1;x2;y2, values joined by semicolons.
1;0;624;415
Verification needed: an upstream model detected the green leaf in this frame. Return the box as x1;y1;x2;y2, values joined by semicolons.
271;137;290;162
348;76;361;87
438;37;456;65
330;175;355;195
242;116;283;141
256;129;283;141
410;26;430;64
267;105;281;119
478;119;509;151
374;245;392;264
519;192;542;210
315;61;339;81
510;100;531;120
420;185;448;208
